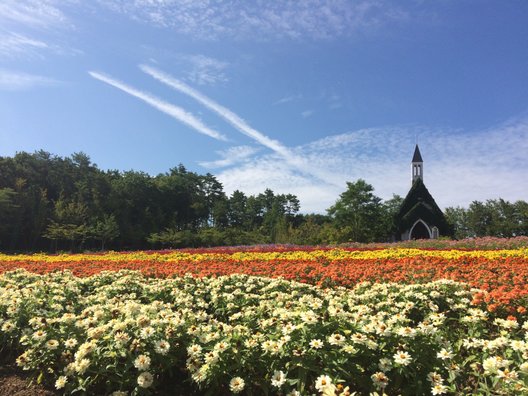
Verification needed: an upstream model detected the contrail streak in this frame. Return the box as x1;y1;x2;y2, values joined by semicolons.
140;64;342;187
88;71;227;142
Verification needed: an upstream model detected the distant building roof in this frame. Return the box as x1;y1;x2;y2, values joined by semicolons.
412;144;423;162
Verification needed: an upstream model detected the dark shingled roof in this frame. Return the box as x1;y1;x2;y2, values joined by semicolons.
395;178;452;237
412;144;423;162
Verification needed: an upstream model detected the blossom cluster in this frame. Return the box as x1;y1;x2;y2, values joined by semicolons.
1;246;527;314
1;270;527;395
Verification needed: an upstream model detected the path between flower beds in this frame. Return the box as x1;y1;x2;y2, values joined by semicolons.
0;362;56;396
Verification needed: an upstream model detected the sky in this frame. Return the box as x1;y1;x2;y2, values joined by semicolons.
1;0;527;213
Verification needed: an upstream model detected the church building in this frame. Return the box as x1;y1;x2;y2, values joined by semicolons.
395;145;452;240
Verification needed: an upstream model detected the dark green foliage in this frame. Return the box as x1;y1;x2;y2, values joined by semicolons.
1;150;525;250
0;151;303;251
446;199;528;238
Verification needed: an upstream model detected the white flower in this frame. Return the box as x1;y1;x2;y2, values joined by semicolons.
229;377;245;393
64;338;78;349
378;357;392;372
55;375;67;389
393;350;412;366
271;370;287;388
134;354;151;371
310;339;324;349
46;339;60;350
75;358;90;374
431;384;448;395
497;368;518;382
371;372;389;388
32;330;47;341
154;339;170;355
436;348;454;360
137;371;154;388
427;372;444;385
187;344;202;357
314;375;332;392
328;333;345;346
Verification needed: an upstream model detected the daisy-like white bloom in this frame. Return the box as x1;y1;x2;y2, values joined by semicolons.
482;356;509;374
510;340;527;351
55;375;67;389
114;331;131;345
229;377;245;393
45;339;60;350
214;341;230;352
397;327;417;338
137;371;154;388
32;329;47;341
437;348;454;360
75;358;91;374
427;372;444;385
286;391;301;396
1;321;16;332
309;339;324;349
64;338;78;349
15;352;30;368
314;375;333;392
134;354;151;371
328;333;345;346
271;370;287;388
431;383;448;395
371;372;389;388
187;344;202;357
154;339;170;355
140;326;155;339
497;368;518;382
393;350;412;366
378;357;392;372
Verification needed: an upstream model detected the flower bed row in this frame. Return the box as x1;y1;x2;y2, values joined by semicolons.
1;270;527;395
1;250;527;316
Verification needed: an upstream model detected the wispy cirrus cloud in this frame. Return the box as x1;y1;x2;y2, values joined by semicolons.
0;0;71;30
0;32;49;58
273;94;303;105
183;54;229;86
215;117;528;213
98;0;409;41
199;145;259;169
0;69;60;90
140;64;343;187
88;71;228;141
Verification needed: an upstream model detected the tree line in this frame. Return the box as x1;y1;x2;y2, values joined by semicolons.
0;151;526;252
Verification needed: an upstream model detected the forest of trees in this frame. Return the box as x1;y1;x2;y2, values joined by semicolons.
0;151;527;252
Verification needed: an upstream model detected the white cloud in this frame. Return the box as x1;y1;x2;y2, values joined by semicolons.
215;118;528;213
183;54;228;86
199;145;259;169
0;32;49;58
273;94;302;105
301;110;313;118
0;0;71;30
0;69;60;90
97;0;409;40
141;64;344;187
88;71;228;141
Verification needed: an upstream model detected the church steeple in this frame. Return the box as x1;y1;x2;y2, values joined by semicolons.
411;144;423;183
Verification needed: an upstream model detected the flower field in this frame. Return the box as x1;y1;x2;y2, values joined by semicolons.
1;241;528;395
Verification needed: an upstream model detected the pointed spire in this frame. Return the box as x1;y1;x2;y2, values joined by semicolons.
411;145;423;183
412;144;423;163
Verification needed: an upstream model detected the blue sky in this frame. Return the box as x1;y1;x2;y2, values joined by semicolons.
1;1;527;213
